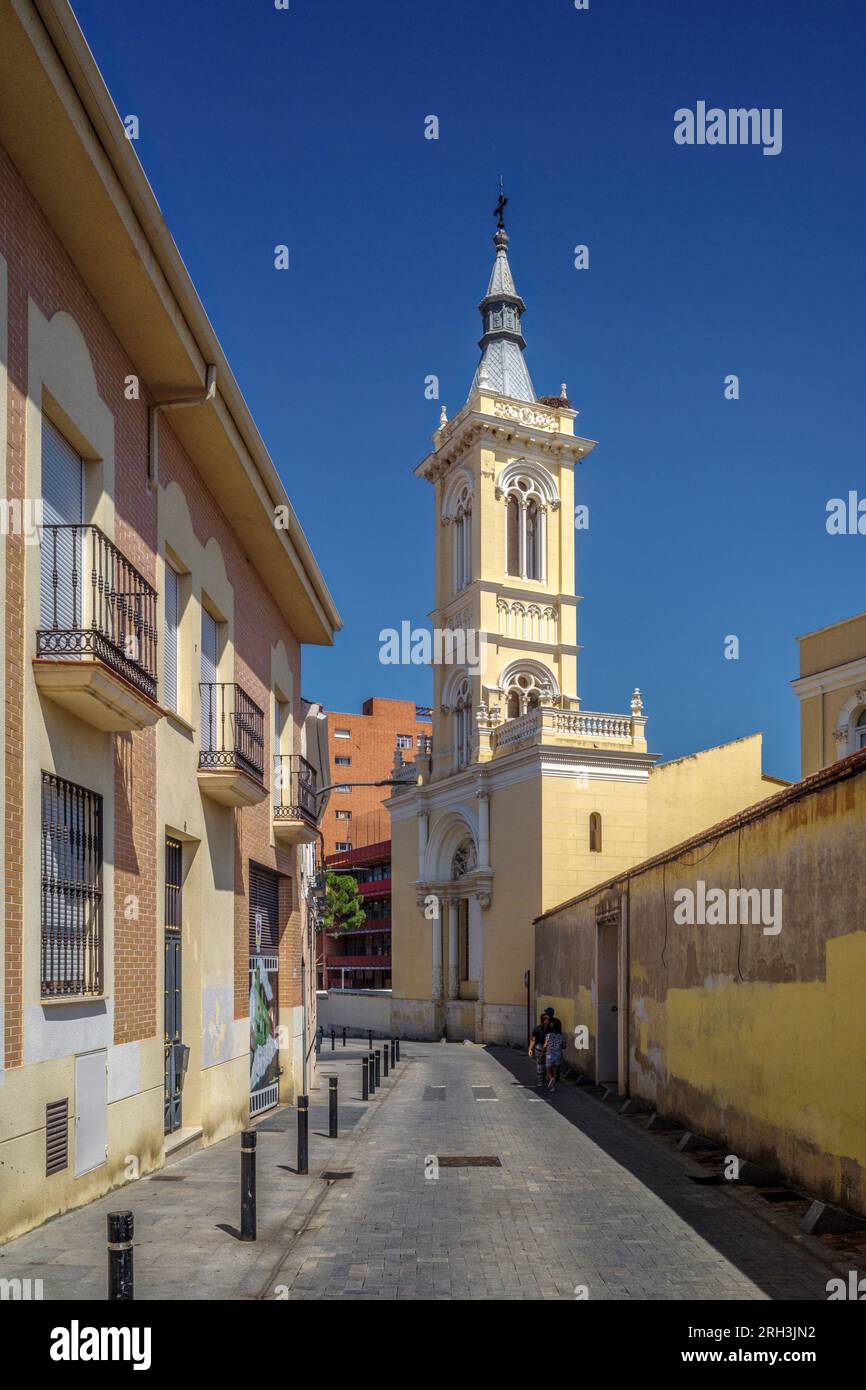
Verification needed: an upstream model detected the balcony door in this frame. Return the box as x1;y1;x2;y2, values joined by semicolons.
200;609;219;753
40;419;83;633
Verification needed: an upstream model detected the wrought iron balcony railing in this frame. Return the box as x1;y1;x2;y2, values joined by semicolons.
273;753;318;824
37;524;158;701
199;682;265;783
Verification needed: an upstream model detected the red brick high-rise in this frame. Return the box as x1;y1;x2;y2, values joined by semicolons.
320;698;431;989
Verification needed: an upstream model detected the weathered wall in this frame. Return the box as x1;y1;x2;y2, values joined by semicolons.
537;753;866;1216
646;734;780;856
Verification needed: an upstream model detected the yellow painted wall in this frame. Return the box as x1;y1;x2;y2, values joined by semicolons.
537;759;866;1216
646;734;780;856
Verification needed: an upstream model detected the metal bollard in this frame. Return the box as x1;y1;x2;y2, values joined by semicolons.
383;1043;389;1078
368;1051;376;1094
374;1049;381;1088
107;1210;134;1301
297;1095;309;1175
240;1130;256;1241
391;1038;397;1068
368;1029;373;1049
396;1038;401;1062
342;1026;347;1048
329;1076;338;1138
362;1054;369;1100
331;1027;336;1052
315;1027;321;1056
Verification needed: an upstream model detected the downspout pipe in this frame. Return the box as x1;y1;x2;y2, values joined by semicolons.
147;364;217;491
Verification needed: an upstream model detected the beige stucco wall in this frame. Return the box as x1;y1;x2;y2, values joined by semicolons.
646;734;780;856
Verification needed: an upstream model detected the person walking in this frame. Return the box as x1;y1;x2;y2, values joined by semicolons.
544;1013;564;1092
528;1012;550;1088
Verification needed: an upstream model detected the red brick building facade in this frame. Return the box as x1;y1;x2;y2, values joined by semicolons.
319;698;431;989
0;0;338;1242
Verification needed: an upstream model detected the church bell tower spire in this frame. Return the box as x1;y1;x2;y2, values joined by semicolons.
469;185;536;403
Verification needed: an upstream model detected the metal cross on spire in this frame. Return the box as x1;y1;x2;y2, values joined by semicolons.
493;176;508;230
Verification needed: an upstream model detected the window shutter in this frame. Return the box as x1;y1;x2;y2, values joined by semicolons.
164;563;179;711
249;866;280;953
40;419;83;631
200;609;219;750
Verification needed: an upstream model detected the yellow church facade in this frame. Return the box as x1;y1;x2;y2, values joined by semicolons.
389;216;780;1044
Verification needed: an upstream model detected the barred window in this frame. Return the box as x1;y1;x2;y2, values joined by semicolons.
41;772;103;997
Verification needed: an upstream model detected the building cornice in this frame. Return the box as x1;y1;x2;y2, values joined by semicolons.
415;401;597;484
790;656;866;700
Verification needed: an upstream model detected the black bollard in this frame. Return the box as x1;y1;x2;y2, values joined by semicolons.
107;1211;134;1301
374;1049;381;1087
297;1095;309;1175
315;1028;321;1056
368;1029;373;1049
240;1130;256;1241
391;1038;397;1068
396;1038;401;1062
362;1054;369;1100
383;1043;389;1077
329;1076;338;1138
368;1051;376;1094
342;1026;347;1048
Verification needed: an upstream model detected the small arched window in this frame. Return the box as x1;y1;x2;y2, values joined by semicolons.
589;812;602;853
857;710;866;750
454;678;472;769
526;499;539;578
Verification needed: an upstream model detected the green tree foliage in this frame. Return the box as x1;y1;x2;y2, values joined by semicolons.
321;870;366;934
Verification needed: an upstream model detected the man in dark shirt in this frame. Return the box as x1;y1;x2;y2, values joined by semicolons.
528;1007;561;1087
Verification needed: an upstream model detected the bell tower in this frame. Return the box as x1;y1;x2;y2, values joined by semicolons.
418;206;597;782
389;199;652;1046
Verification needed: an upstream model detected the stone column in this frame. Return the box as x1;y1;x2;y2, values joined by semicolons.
418;810;428;878
447;899;459;1000
432;904;443;1004
477;790;490;870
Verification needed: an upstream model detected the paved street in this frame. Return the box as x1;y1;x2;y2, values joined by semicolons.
3;1040;858;1302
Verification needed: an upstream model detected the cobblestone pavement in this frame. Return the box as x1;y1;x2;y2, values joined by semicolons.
1;1040;853;1301
268;1042;847;1301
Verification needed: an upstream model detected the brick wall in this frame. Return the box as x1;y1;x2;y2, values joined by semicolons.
325;697;431;856
1;139;306;1059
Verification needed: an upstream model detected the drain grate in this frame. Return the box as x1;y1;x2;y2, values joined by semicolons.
437;1156;502;1168
150;1174;187;1181
688;1174;725;1185
758;1187;802;1203
320;1170;354;1181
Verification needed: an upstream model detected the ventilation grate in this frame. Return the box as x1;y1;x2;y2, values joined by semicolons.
46;1099;69;1176
437;1156;502;1168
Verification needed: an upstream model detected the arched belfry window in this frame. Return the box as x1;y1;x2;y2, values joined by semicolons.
857;710;866;750
501;662;556;719
589;812;602;853
502;475;547;581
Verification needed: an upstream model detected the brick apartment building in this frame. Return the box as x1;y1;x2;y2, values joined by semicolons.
319;698;431;989
0;0;339;1243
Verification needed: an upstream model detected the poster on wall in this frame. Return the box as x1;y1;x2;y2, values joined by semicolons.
249;956;279;1099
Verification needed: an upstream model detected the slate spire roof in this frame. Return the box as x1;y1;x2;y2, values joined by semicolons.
469;223;536;403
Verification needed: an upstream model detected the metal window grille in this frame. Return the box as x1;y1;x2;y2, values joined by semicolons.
41;772;103;997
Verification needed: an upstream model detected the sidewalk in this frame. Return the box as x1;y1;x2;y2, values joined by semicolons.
0;1037;396;1301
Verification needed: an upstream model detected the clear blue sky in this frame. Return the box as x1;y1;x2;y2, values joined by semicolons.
72;0;866;781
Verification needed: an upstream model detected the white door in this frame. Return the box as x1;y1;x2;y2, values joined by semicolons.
40;419;84;632
200;609;219;751
75;1050;107;1177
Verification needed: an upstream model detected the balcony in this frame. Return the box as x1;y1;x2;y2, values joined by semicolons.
197;682;267;807
34;524;161;731
272;753;319;844
490;704;647;756
327;955;392;971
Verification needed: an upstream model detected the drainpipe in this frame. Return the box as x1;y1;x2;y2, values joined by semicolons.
147;365;217;491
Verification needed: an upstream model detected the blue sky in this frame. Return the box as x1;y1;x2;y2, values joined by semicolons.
72;0;866;781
